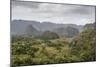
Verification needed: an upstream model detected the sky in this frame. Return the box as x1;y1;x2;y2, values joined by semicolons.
12;0;96;25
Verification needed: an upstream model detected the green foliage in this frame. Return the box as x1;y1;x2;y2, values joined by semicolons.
12;55;33;66
70;28;96;61
11;28;96;66
41;31;59;40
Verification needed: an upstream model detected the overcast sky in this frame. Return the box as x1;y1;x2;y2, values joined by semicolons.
12;1;95;25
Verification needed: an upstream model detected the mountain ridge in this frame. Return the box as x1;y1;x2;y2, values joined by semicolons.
11;19;94;37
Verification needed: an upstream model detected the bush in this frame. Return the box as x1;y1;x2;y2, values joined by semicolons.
41;31;59;40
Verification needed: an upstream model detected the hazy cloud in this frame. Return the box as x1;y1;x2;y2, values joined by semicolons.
12;1;95;25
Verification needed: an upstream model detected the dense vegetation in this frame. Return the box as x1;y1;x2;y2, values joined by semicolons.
11;28;96;67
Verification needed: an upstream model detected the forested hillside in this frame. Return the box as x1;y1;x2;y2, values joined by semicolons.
11;22;96;66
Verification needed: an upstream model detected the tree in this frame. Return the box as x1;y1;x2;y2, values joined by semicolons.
70;28;96;61
41;31;59;40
